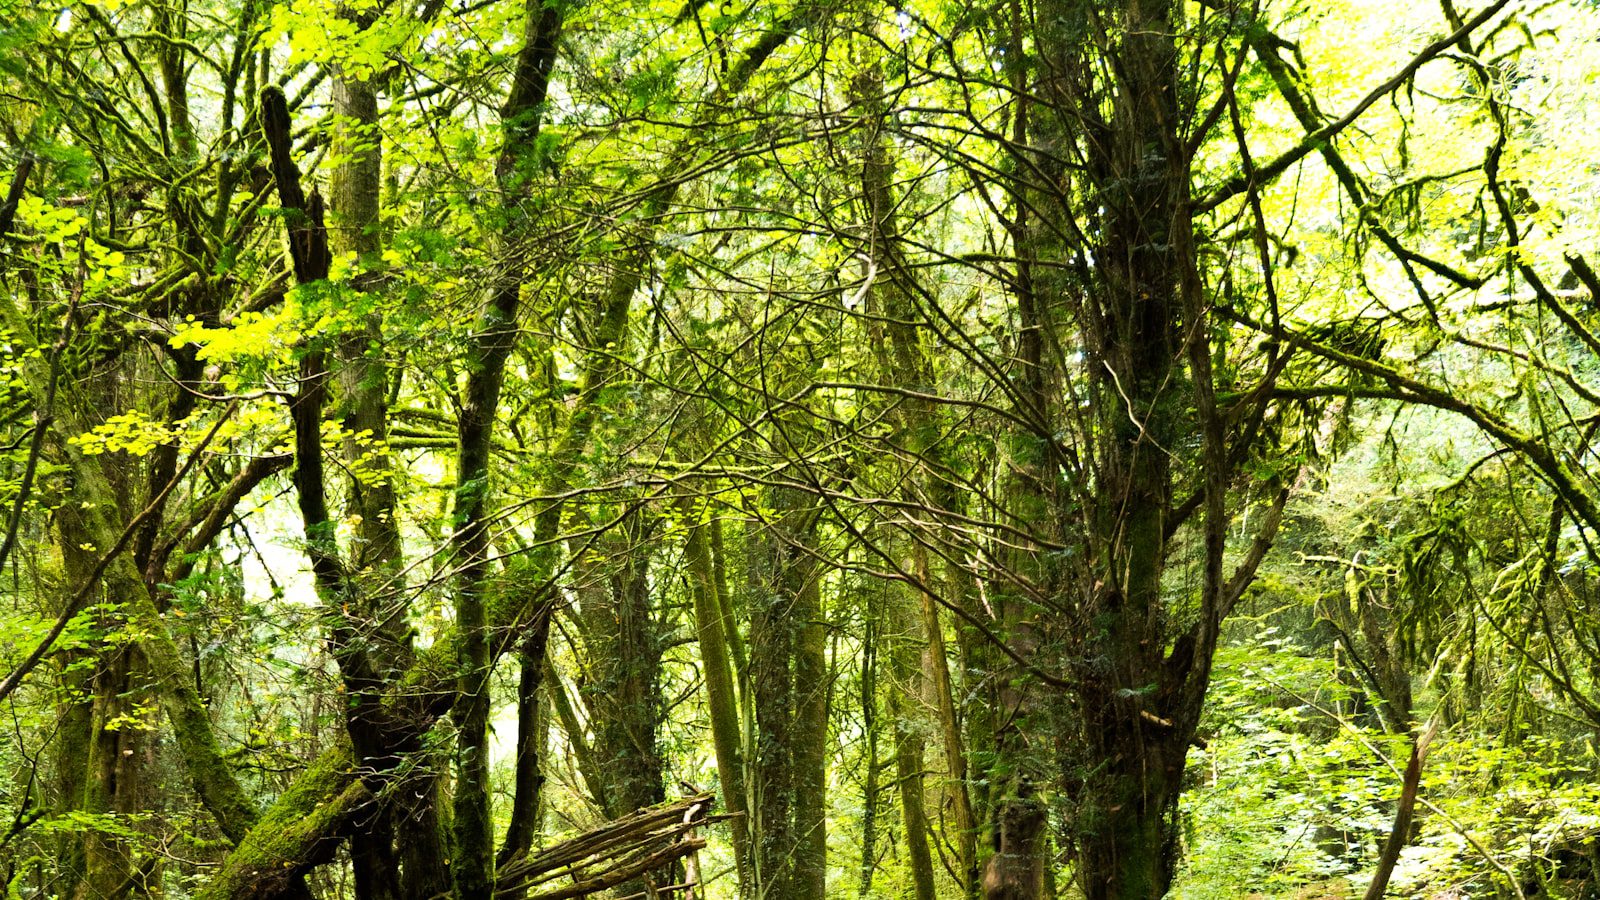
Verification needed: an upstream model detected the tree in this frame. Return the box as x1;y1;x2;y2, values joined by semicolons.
8;0;1600;899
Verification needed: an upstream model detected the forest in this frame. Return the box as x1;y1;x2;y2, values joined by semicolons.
3;0;1600;897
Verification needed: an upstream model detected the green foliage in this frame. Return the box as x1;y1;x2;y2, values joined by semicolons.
9;0;1600;897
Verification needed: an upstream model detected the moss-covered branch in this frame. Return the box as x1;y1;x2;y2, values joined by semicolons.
193;742;369;900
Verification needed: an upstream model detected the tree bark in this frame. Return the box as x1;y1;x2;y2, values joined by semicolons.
683;503;753;890
852;51;982;896
1364;724;1438;900
573;526;666;821
1024;0;1275;895
890;587;938;900
498;623;554;874
792;557;830;900
329;52;416;900
449;4;564;895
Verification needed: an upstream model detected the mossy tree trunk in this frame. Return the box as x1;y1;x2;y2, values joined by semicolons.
1021;1;1290;895
853;50;982;897
889;586;938;900
573;521;667;822
572;520;668;893
792;555;830;900
683;500;753;892
746;482;828;900
449;2;565;891
327;37;427;900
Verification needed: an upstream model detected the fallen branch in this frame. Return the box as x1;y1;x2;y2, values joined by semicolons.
497;792;715;900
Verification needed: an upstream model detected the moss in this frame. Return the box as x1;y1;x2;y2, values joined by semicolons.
8;857;44;900
27;360;265;845
120;564;262;842
195;742;367;900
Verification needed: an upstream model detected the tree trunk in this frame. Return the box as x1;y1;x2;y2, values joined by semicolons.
854;52;981;896
748;511;797;900
982;787;1045;900
573;525;668;893
857;595;881;899
574;527;666;821
792;561;830;900
890;586;938;900
1027;0;1222;895
449;5;565;895
498;623;554;874
747;488;827;900
684;503;753;891
329;55;413;900
918;546;979;896
52;646;93;898
192;744;370;900
1364;723;1438;900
